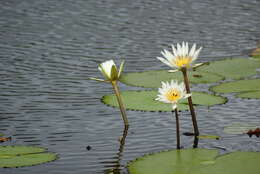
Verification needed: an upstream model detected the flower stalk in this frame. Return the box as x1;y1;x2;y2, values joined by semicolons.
90;59;129;127
181;67;199;148
173;109;181;149
111;80;129;127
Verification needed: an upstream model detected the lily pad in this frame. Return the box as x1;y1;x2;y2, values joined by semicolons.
119;70;223;88
197;135;220;140
224;123;260;135
236;91;260;99
128;148;260;174
193;151;260;174
102;90;227;112
0;133;3;137
0;146;57;168
211;79;260;93
197;58;260;80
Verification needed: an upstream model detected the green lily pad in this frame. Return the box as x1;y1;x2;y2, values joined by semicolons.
102;90;227;112
197;135;220;140
0;133;4;137
253;55;260;59
128;148;260;174
0;146;57;168
119;70;223;88
224;123;260;135
197;58;260;80
236;91;260;99
211;79;260;93
193;151;260;174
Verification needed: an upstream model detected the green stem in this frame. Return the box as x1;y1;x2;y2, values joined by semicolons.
173;109;181;149
181;67;199;148
111;81;129;127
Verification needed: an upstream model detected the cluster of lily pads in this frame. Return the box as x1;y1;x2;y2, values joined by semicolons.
90;42;260;174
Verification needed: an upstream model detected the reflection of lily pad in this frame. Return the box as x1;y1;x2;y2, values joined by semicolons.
128;148;260;174
224;123;260;135
211;79;260;93
120;70;223;88
0;146;57;168
102;90;227;112
197;58;260;80
236;91;260;99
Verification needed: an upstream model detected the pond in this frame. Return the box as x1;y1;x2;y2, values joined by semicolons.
0;0;260;173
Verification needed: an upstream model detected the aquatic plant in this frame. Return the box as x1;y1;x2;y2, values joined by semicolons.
128;148;260;174
0;146;57;168
157;42;202;147
156;80;191;149
90;59;129;127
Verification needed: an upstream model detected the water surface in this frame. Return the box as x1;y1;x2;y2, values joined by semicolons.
0;0;260;173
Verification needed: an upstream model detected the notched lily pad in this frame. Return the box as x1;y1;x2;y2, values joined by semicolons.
211;78;260;94
119;70;223;88
128;148;260;174
102;90;227;112
128;148;219;174
0;146;58;168
197;58;260;80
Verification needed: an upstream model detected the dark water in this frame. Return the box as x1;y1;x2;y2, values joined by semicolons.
0;0;260;173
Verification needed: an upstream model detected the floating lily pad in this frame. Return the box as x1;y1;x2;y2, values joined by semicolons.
0;146;57;168
211;79;260;93
224;123;260;135
102;90;227;112
197;58;260;80
128;149;218;174
197;135;220;140
193;151;260;174
0;133;3;137
236;91;260;99
252;55;260;59
119;70;223;88
128;148;260;174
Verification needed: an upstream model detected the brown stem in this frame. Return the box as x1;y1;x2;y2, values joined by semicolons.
181;67;199;148
174;109;181;149
111;81;129;127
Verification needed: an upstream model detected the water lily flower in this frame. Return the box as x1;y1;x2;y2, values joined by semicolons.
98;59;125;81
156;80;191;110
157;42;202;69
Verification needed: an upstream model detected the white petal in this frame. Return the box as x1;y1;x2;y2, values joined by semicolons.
157;57;173;67
177;43;182;56
162;49;174;62
172;103;177;110
193;47;202;60
171;45;178;56
184;93;192;98
100;60;116;78
182;42;185;56
189;44;196;57
184;42;189;55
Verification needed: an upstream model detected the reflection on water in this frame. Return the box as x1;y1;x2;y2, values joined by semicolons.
103;126;129;174
0;0;260;173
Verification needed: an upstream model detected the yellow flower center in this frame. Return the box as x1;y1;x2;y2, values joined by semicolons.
166;89;181;102
174;56;192;67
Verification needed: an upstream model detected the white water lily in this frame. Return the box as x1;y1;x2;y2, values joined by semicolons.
157;42;202;69
156;80;191;110
98;60;125;81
